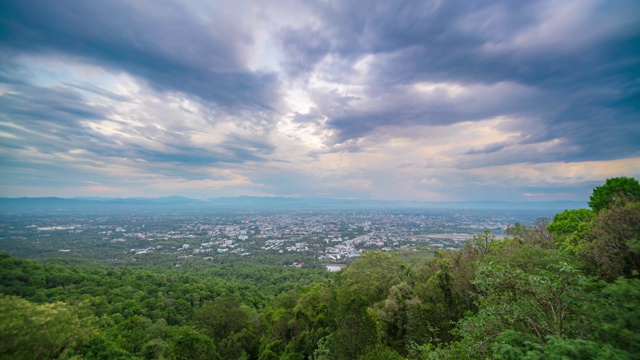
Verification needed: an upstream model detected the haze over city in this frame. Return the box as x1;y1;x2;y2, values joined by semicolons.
1;0;639;202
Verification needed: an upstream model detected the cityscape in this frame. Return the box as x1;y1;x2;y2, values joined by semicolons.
1;1;638;358
0;207;556;269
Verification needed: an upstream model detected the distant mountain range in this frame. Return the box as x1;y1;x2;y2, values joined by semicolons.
0;196;586;213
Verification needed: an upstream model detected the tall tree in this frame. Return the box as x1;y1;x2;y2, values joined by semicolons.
580;201;640;280
589;177;640;213
547;209;594;253
331;251;404;359
469;230;496;257
168;327;221;360
455;262;595;358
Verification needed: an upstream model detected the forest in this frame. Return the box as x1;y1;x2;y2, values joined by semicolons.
1;177;639;359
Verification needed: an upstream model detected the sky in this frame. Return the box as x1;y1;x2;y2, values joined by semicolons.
0;0;639;202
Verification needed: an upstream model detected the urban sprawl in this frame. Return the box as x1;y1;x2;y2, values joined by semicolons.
1;209;549;269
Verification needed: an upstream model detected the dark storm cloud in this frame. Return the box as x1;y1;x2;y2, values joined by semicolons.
298;0;639;87
280;0;536;84
279;0;640;162
0;0;280;110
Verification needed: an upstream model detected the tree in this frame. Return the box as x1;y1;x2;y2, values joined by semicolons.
0;295;98;359
593;277;640;356
110;315;152;355
336;251;404;305
455;262;595;357
194;296;250;342
469;230;496;256
412;258;462;345
369;281;421;353
71;337;138;360
357;344;405;360
589;177;640;213
168;327;221;360
491;334;631;360
547;209;594;253
331;251;404;359
507;219;555;249
194;296;258;359
580;201;640;280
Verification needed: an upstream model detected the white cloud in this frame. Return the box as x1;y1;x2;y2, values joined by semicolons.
1;0;638;201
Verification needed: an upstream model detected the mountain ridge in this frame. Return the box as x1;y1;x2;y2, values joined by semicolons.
0;196;587;212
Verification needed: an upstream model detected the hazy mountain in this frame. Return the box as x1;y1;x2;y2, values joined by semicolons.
0;196;586;213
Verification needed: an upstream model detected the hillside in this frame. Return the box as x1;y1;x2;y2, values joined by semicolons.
1;178;639;359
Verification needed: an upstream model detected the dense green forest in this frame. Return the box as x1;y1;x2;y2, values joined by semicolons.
1;177;639;359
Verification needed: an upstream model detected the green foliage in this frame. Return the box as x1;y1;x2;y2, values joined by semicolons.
589;176;640;213
547;208;594;253
468;229;496;256
194;296;251;342
330;251;406;359
412;341;477;360
492;333;631;359
506;218;554;249
369;281;421;353
411;259;460;345
580;201;640;280
453;260;600;358
112;315;152;355
594;277;640;354
312;334;333;360
168;327;221;360
0;295;98;360
0;253;331;360
337;251;404;305
331;296;379;360
140;338;168;360
71;337;139;360
1;178;639;359
357;344;405;360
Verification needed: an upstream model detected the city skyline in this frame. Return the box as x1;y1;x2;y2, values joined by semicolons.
1;0;639;202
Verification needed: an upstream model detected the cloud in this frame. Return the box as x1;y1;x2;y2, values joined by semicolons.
0;0;281;110
0;55;279;197
277;0;640;160
0;0;638;201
